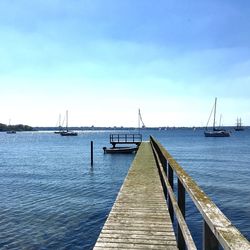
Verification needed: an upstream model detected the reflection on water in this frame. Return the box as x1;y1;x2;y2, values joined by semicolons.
0;129;249;249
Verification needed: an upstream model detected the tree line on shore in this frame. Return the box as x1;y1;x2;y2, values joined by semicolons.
0;123;33;132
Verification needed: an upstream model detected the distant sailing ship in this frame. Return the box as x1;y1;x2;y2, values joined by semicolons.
204;98;230;137
235;118;244;131
60;110;78;136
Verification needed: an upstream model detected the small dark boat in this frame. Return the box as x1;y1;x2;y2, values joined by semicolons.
235;128;244;132
60;131;78;136
6;130;16;134
103;146;138;154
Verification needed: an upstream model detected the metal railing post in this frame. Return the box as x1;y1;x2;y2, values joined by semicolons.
178;179;186;249
203;220;219;250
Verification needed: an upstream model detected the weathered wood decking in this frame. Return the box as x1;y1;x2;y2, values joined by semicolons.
94;142;177;249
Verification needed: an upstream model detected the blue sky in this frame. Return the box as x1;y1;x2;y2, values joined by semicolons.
1;0;250;127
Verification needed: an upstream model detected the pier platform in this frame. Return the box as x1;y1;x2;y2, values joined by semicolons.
109;134;142;147
95;138;250;249
94;142;177;249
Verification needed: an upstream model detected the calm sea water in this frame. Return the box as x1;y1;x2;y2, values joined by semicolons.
0;129;249;249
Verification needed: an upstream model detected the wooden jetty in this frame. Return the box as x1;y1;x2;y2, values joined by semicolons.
95;141;177;249
95;137;250;249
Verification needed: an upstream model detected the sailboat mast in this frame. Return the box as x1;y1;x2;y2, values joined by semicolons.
213;97;217;130
66;110;68;132
59;114;61;128
219;114;222;128
138;109;141;133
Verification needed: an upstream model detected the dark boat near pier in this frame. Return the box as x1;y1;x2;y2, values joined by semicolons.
103;133;142;154
103;146;138;154
103;110;143;153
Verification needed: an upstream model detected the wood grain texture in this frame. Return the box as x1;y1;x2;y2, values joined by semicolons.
94;142;177;249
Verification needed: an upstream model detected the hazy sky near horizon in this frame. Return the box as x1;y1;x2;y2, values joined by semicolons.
1;0;250;127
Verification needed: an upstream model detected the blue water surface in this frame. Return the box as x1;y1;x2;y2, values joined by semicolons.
0;129;249;249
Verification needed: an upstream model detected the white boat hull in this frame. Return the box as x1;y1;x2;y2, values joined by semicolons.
204;130;230;137
103;147;138;154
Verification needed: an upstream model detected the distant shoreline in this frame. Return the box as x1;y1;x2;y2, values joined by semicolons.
33;126;248;131
1;124;248;132
0;123;33;132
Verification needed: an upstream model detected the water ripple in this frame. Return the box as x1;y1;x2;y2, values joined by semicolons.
0;130;250;249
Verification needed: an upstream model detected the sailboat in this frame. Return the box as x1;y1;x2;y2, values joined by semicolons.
138;108;146;132
60;110;78;136
204;98;230;137
54;113;63;134
235;118;244;131
6;119;16;134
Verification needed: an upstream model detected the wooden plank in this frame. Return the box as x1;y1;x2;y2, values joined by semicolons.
94;142;177;249
94;242;178;250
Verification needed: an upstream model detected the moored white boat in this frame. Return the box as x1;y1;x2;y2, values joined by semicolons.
103;146;138;154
